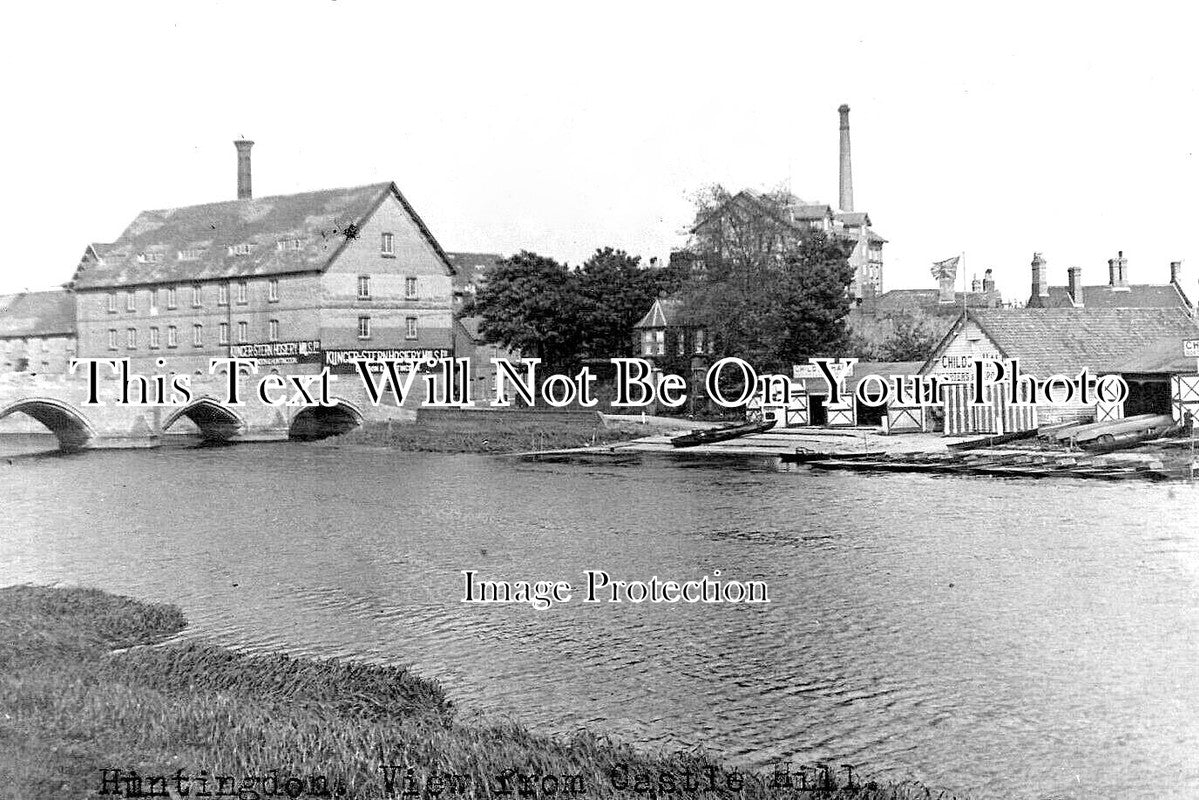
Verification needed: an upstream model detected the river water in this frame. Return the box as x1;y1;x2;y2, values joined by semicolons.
1;435;1197;799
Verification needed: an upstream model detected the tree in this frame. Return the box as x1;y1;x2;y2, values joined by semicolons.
878;311;942;362
576;247;668;359
473;251;583;370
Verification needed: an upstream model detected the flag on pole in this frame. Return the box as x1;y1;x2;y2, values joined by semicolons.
930;255;961;279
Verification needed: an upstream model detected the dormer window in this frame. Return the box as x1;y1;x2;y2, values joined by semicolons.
277;239;304;251
228;243;254;256
137;252;165;264
177;249;204;262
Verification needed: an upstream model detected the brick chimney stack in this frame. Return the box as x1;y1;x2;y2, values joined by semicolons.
1170;261;1182;285
1067;265;1083;306
982;269;995;293
838;104;853;213
971;274;981;292
1030;253;1048;306
1108;250;1129;288
235;140;254;200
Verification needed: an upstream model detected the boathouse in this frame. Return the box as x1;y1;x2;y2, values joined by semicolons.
920;307;1199;435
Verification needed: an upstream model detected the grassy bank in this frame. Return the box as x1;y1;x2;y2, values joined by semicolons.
335;415;646;454
0;586;956;799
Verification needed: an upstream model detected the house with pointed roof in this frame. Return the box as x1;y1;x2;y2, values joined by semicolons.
920;306;1199;433
69;144;456;375
632;294;713;364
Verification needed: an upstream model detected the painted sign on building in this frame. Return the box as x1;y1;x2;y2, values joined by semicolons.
324;347;452;374
229;340;323;366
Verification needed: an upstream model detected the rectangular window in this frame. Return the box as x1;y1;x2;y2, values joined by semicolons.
127;328;137;349
237;280;248;304
108;329;117;350
677;333;685;356
358;315;371;340
277;239;304;251
268;279;279;303
218;283;229;306
149;327;160;349
405;316;418;340
107;292;117;313
149;289;158;313
191;284;202;308
237;321;247;343
269;319;279;342
219;322;229;345
177;248;204;261
357;275;371;300
192;324;202;347
167;287;177;309
167;326;178;348
654;330;664;355
381;232;394;256
694;329;705;354
405;276;418;299
126;290;136;312
228;243;253;256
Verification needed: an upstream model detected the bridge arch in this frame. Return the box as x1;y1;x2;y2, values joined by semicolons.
288;399;365;441
0;397;96;451
162;398;246;442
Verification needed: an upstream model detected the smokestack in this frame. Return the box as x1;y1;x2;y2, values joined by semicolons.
838;104;853;213
1170;261;1182;285
1030;253;1048;306
971;274;981;293
1067;265;1083;306
982;269;995;293
234;140;254;200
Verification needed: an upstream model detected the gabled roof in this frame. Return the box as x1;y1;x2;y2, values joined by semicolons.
691;189;885;244
922;307;1199;377
70;182;454;290
0;290;76;338
633;295;702;329
1031;283;1193;310
871;288;1001;314
836;211;871;227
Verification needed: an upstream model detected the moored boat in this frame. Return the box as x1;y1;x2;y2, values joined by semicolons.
670;420;775;448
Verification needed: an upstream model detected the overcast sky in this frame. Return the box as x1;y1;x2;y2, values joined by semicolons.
4;1;1196;301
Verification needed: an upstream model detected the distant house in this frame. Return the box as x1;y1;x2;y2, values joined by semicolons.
446;252;503;313
631;295;713;364
1027;251;1194;311
0;290;77;375
451;315;519;394
920;307;1199;434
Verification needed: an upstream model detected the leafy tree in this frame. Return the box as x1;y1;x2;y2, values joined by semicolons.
473;251;583;370
878;311;942;362
575;248;659;360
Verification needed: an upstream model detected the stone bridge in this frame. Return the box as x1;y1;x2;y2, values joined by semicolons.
0;369;417;450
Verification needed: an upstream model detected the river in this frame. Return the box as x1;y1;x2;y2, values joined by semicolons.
1;435;1197;799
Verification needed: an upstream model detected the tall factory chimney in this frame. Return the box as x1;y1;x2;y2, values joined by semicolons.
838;104;853;213
234;140;254;200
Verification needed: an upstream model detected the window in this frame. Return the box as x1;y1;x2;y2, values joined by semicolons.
126;290;136;312
167;326;178;348
641;330;652;356
228;243;253;256
107;292;117;313
218;283;229;306
126;328;137;349
178;249;204;261
357;315;371;340
191;284;202;307
167;287;177;309
237;321;247;343
268;278;279;303
108;329;117;350
405;276;418;299
236;280;248;305
405;316;418;340
269;319;279;342
149;327;160;349
277;239;304;251
677;333;685;356
192;324;203;347
137;252;164;264
694;329;705;355
381;232;394;256
219;322;229;345
654;330;664;355
357;275;371;300
149;289;158;313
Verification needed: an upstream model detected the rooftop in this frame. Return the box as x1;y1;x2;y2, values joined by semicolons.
0;290;76;338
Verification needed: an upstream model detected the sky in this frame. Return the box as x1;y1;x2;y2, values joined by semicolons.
3;1;1197;302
